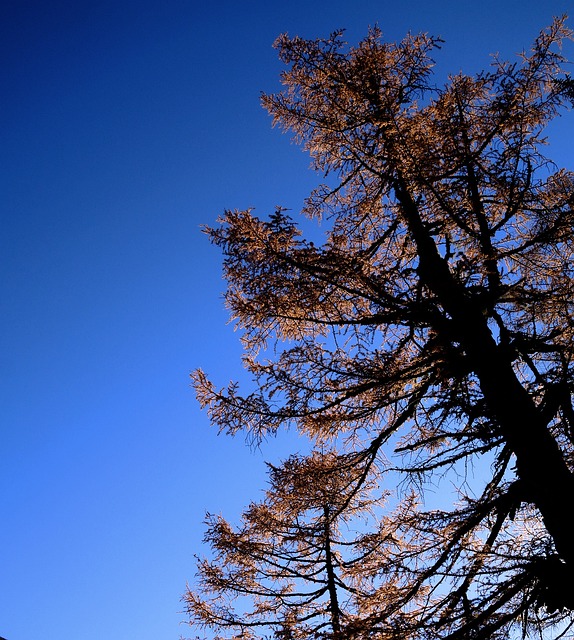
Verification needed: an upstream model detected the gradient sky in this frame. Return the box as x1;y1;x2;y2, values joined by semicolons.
1;1;572;639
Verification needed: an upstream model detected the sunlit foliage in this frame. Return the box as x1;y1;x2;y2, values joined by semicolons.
186;18;574;639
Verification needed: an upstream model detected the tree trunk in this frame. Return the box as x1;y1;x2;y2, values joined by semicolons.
397;181;574;569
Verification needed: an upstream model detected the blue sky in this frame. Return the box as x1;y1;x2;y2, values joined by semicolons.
1;1;572;639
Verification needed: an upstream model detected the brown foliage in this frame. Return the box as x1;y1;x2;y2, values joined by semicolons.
186;18;574;640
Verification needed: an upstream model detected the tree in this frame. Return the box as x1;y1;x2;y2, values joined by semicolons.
186;17;574;639
186;451;400;639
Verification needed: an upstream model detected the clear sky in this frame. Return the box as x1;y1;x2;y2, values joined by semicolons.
1;1;572;639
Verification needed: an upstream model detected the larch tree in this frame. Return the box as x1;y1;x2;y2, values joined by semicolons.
186;17;574;640
186;451;402;639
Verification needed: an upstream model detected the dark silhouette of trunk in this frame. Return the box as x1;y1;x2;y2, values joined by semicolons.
396;179;574;570
323;505;342;638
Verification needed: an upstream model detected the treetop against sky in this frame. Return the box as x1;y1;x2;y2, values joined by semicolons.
186;17;574;640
